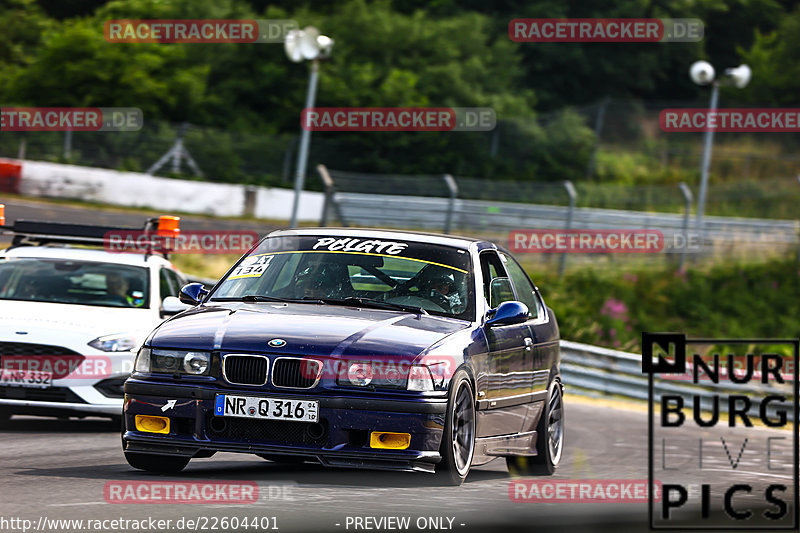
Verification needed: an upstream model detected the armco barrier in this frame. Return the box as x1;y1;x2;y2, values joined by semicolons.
560;340;790;420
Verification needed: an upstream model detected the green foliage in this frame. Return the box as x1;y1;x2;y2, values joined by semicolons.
0;0;797;185
739;4;800;106
535;258;800;352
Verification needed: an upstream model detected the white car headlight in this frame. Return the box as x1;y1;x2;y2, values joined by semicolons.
88;333;140;352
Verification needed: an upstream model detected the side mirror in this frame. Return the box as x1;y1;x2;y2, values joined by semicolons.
486;301;529;326
179;282;209;305
161;296;191;317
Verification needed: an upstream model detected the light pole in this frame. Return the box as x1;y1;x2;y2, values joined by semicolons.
689;60;751;233
285;26;334;228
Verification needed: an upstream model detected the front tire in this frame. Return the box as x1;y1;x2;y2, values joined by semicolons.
507;378;564;476
437;369;475;485
125;452;190;473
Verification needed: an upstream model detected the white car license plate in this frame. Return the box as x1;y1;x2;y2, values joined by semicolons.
0;369;53;388
215;394;318;423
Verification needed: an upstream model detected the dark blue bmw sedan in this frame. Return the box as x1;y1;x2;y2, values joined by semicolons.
122;228;563;485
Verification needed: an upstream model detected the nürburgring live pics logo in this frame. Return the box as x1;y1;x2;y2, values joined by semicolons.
643;332;798;530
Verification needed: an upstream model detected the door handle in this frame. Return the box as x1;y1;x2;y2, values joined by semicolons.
524;337;533;350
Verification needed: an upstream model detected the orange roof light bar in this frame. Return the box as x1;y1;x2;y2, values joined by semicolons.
157;215;180;238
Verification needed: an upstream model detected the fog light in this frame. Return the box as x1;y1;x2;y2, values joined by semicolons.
135;415;170;434
370;431;411;450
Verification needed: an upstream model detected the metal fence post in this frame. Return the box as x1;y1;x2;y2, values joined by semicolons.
281;136;298;184
442;174;458;234
318;164;333;226
678;182;693;270
317;164;348;227
585;97;609;179
64;130;72;160
559;180;577;278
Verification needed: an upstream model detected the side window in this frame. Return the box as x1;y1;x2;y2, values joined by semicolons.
166;269;186;294
159;268;177;300
500;252;540;319
479;251;514;307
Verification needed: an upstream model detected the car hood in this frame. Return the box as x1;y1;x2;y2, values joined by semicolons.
0;300;156;341
150;302;469;358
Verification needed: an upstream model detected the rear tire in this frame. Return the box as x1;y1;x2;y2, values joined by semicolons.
125;452;190;473
507;378;564;476
436;369;475;486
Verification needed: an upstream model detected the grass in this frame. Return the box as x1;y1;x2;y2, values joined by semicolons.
534;256;800;354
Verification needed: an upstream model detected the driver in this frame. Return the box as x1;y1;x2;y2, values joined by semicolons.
106;273;144;307
294;260;351;300
422;273;462;313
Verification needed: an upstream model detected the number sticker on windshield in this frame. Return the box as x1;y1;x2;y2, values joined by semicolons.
228;255;273;280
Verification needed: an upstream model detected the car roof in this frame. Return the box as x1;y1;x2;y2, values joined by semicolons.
267;227;494;250
0;245;172;267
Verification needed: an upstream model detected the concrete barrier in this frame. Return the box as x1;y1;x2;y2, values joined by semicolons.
15;160;324;221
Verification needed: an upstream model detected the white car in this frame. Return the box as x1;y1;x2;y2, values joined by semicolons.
0;221;193;424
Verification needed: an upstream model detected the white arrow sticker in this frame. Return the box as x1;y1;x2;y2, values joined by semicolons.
161;399;177;412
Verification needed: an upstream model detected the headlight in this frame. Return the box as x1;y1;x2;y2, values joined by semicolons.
336;360;415;389
407;365;435;391
134;346;151;373
345;361;373;386
88;333;140;352
134;348;210;376
183;352;210;375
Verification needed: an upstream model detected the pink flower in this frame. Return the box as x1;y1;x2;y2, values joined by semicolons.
623;273;638;283
601;298;628;320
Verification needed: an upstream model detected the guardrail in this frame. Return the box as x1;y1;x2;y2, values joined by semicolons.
331;192;798;246
560;340;789;419
318;166;800;270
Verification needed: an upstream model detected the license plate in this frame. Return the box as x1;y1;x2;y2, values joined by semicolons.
215;394;319;423
0;369;52;388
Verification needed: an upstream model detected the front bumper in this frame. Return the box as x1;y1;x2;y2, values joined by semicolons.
122;380;448;473
0;398;122;417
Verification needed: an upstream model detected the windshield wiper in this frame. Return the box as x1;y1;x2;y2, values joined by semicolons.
210;295;304;303
314;297;428;315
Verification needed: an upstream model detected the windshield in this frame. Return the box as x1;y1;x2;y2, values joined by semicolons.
211;235;474;320
0;258;150;309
